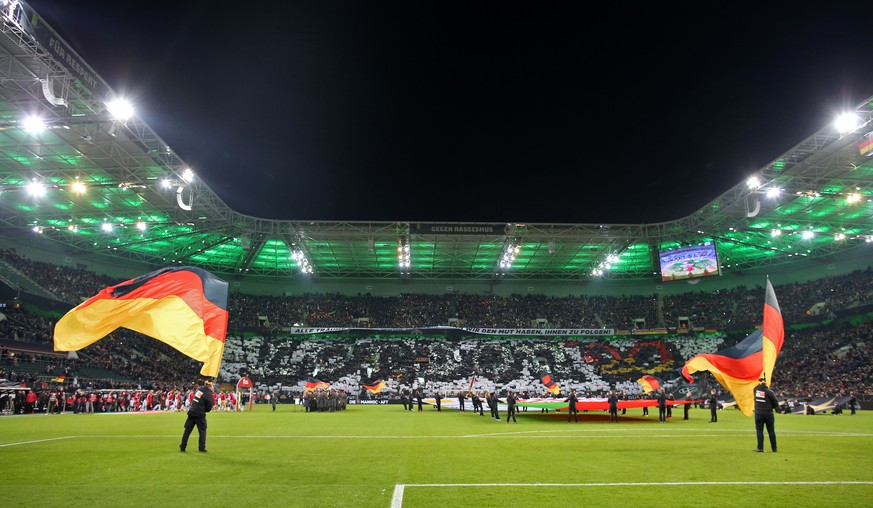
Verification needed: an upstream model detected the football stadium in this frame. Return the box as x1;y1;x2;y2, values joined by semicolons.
1;2;873;507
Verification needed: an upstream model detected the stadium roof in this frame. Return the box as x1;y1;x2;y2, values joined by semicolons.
0;3;872;281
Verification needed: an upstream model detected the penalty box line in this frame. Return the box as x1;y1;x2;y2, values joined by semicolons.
391;481;873;508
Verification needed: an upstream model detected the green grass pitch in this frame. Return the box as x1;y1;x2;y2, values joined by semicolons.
2;404;871;507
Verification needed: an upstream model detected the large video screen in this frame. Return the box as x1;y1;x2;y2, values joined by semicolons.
658;244;720;282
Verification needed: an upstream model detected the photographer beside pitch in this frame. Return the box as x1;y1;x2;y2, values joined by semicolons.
180;379;214;453
753;376;779;453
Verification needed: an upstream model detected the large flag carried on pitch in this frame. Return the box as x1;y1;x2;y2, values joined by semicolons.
682;278;784;416
53;266;229;378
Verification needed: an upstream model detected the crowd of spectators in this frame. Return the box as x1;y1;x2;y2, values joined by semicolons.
0;381;248;416
0;249;871;407
229;324;872;402
3;248;872;332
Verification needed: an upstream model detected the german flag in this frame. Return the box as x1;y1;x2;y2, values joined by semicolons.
860;132;873;156
305;377;330;392
361;379;386;394
539;370;561;395
53;266;229;378
760;278;784;390
51;375;66;383
682;278;783;416
637;375;661;394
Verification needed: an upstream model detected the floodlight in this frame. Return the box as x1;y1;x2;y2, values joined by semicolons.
771;229;782;237
26;180;46;197
397;237;412;271
181;167;194;182
136;221;147;231
801;230;814;240
70;181;87;194
746;176;760;189
834;112;860;134
106;98;134;121
22;115;47;134
765;187;780;199
101;223;113;233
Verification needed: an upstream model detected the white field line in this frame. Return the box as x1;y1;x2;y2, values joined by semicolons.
16;430;873;441
390;482;873;508
4;430;871;447
0;436;76;448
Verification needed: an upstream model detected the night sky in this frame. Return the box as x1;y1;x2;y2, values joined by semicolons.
28;1;873;224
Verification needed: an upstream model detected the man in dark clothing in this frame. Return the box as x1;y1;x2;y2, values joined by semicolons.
753;377;779;453
471;392;483;415
415;390;423;412
457;391;465;412
434;391;442;412
180;379;214;453
657;389;667;423
666;392;673;419
709;389;719;423
505;391;517;423
607;390;619;423
486;391;499;420
566;389;579;423
683;393;691;420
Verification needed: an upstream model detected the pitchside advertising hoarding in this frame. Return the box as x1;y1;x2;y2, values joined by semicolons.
283;326;615;337
658;244;721;282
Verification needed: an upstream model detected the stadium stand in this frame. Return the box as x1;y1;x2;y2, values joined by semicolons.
1;250;871;417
